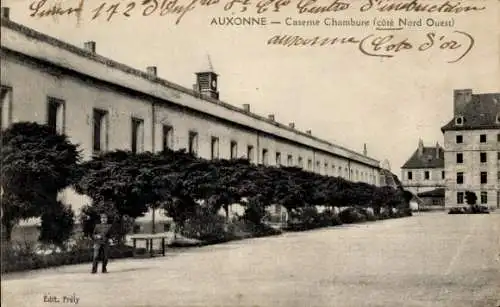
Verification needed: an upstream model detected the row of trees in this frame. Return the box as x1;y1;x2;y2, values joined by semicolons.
1;122;410;245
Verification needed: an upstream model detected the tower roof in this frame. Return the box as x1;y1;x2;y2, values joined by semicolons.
198;54;215;73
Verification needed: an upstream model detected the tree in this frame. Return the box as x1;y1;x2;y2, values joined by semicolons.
39;201;75;247
1;122;80;241
465;191;477;205
75;150;161;241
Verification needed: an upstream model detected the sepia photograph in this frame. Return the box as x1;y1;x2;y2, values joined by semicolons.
1;0;499;306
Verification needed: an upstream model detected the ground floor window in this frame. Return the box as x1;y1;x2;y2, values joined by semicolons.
457;192;464;204
480;191;488;204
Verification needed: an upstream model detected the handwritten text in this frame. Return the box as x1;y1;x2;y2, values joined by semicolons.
267;31;475;63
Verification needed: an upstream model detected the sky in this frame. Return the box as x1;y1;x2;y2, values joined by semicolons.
2;0;499;176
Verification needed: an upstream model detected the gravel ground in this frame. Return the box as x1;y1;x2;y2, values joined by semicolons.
2;212;499;307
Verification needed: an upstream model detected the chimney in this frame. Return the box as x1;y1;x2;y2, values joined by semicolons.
268;114;275;121
146;66;157;77
453;89;472;116
363;143;367;156
289;122;295;129
242;104;250;112
84;41;96;53
306;130;312;135
1;7;10;19
418;139;424;156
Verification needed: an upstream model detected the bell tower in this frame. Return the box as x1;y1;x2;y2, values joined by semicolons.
194;55;219;100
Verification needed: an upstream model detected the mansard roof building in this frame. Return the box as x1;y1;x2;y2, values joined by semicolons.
440;89;500;209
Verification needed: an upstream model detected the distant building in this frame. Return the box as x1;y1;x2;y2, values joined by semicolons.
441;89;500;209
401;139;445;196
417;188;445;209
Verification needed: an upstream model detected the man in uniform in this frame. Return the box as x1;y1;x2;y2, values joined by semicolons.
91;214;112;274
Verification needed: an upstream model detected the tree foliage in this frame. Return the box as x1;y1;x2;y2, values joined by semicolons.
465;191;477;206
75;146;406;238
1;122;81;241
39;201;75;247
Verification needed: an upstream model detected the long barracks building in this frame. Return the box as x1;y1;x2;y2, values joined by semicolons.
1;11;382;216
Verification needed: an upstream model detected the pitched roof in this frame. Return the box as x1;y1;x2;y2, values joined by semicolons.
401;146;444;169
379;168;402;189
441;93;500;132
417;188;445;198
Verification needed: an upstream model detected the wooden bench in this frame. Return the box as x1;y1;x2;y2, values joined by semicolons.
128;233;170;258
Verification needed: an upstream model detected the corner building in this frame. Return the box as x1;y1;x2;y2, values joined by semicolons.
441;89;500;209
401;139;445;196
1;14;381;216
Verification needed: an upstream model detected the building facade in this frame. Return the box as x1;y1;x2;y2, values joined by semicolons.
441;89;500;209
401;139;445;196
1;14;382;218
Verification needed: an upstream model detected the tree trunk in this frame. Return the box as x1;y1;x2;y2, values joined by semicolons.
224;204;229;222
2;221;13;242
151;208;156;234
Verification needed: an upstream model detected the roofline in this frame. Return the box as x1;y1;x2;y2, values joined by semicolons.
401;166;444;170
0;18;380;167
441;124;500;133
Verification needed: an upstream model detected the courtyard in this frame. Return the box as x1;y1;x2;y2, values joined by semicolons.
2;212;499;307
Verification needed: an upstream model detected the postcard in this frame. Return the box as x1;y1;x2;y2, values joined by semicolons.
1;0;499;306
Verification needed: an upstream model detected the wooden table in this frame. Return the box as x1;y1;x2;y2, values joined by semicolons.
128;233;170;257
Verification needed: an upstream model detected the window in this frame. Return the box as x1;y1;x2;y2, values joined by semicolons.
92;109;108;153
247;145;254;162
480;172;487;184
497;171;500;181
442;171;445;180
456;172;464;184
480;134;487;143
211;137;219;159
298;156;303;168
456;135;463;144
162;125;173;151
497;134;500;142
456;153;463;164
457;192;464;204
480;191;488;204
324;163;328;175
455;116;464;125
316;161;320;172
188;131;198;156
1;86;12;130
480;152;487;163
275;152;281;165
424;171;430;180
131;117;144;154
230;141;238;159
287;154;293;166
262;149;268;165
307;159;312;171
47;97;65;134
498;152;500;161
338;166;342;176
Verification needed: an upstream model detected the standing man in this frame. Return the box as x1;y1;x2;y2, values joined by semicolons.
92;213;112;274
